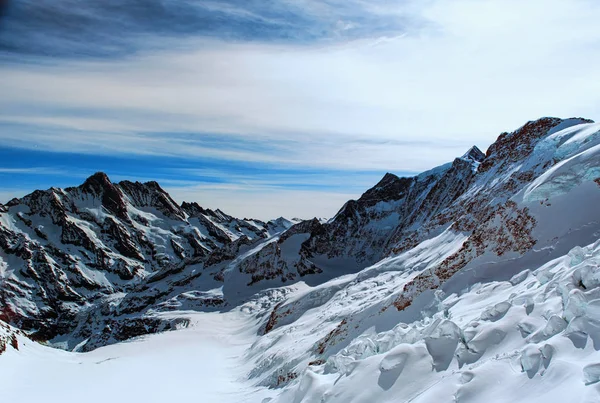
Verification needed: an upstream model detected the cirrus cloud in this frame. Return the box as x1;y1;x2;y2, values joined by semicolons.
0;0;599;218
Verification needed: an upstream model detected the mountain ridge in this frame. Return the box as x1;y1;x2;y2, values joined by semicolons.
0;116;598;353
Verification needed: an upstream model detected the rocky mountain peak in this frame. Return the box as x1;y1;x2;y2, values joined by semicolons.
80;171;112;192
479;117;593;173
213;209;232;220
78;172;129;220
181;201;208;216
358;172;413;207
181;202;235;225
4;197;20;208
142;180;162;189
461;145;485;163
268;217;292;226
118;179;184;220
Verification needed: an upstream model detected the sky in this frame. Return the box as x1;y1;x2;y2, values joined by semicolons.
0;0;599;220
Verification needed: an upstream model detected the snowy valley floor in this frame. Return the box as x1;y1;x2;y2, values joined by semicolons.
0;311;275;403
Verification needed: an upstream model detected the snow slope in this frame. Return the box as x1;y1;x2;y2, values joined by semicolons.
269;239;600;403
0;311;275;403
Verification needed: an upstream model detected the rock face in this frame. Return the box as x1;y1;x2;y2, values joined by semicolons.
1;116;599;352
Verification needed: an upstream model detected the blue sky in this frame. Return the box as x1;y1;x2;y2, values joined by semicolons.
1;0;599;219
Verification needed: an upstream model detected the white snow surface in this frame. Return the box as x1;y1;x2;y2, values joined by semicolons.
273;239;600;403
0;311;275;403
525;122;600;202
3;236;600;402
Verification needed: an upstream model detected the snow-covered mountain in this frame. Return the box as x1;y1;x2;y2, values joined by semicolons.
0;173;294;342
1;116;600;402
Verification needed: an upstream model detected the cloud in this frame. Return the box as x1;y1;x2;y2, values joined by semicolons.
2;0;600;172
0;167;71;174
0;0;423;58
1;0;600;219
0;130;466;174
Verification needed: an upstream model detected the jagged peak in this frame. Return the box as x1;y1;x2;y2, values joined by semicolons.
118;179;174;200
118;179;165;193
181;201;204;211
7;187;58;208
80;172;113;192
269;216;292;225
461;146;485;163
266;217;294;231
331;199;360;222
209;208;234;222
141;180;164;191
279;216;325;242
181;201;212;218
86;171;111;181
5;197;21;207
117;179;184;220
183;204;235;223
359;172;413;206
76;172;129;219
380;172;400;182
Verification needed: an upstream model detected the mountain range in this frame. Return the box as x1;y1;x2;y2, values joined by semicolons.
1;116;600;402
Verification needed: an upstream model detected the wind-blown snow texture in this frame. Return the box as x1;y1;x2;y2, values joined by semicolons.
1;117;600;402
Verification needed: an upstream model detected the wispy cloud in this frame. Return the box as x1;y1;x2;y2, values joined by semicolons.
0;112;471;172
169;167;391;188
0;0;423;58
0;167;71;174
